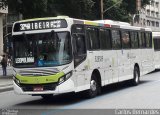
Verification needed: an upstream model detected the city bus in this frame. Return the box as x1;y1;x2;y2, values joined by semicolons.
153;32;160;69
12;16;155;98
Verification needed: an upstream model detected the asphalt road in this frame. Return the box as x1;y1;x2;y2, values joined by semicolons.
1;70;160;115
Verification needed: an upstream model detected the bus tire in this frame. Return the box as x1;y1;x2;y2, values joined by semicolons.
85;74;100;98
131;66;140;86
41;94;53;99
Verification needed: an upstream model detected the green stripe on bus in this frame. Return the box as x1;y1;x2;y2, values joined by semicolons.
16;72;65;84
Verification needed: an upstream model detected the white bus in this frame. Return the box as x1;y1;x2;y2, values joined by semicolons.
153;32;160;69
12;16;155;98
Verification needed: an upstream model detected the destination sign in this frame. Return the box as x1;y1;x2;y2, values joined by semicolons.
13;19;67;32
15;57;34;64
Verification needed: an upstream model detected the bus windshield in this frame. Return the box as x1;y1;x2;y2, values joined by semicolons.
13;32;72;68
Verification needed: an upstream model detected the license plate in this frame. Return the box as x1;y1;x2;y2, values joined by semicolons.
33;86;43;91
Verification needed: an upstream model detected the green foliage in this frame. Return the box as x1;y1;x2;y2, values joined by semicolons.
7;0;47;19
103;0;150;22
0;0;7;9
1;0;151;22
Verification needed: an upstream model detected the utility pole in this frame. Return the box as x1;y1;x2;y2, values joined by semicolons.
100;0;103;20
101;0;122;20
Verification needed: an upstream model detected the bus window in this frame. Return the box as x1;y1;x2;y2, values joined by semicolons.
72;34;86;67
72;24;85;34
86;27;100;50
146;32;152;48
111;30;121;49
150;33;152;48
139;32;146;48
121;31;131;49
131;32;139;48
99;28;112;50
154;39;160;50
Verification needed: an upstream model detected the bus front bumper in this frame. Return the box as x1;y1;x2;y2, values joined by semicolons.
13;79;75;95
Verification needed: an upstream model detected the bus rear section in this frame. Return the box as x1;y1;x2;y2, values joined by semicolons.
153;32;160;69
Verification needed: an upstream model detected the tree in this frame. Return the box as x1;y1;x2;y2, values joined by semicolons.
102;0;151;22
0;0;7;10
0;0;151;22
7;0;48;19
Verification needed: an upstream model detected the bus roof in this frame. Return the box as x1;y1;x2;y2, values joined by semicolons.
94;20;131;26
152;32;160;38
17;16;70;23
13;16;152;33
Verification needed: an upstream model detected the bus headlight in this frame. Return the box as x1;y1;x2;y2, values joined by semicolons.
12;69;16;77
58;71;72;85
13;76;20;86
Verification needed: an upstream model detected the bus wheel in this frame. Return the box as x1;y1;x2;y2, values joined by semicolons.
41;94;53;99
85;74;100;98
131;66;140;86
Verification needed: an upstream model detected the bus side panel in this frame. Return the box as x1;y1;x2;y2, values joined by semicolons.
118;49;133;82
87;50;104;84
154;51;160;69
130;49;141;76
74;58;92;92
141;48;155;75
102;50;116;85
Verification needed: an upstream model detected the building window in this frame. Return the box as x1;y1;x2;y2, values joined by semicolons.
152;21;155;27
151;0;155;7
147;9;150;16
151;11;155;17
147;20;150;26
143;19;146;26
156;2;159;8
156;12;159;18
156;22;159;27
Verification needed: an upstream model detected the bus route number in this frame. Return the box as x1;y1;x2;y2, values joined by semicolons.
95;56;103;62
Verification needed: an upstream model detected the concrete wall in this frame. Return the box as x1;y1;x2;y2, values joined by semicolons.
0;14;3;55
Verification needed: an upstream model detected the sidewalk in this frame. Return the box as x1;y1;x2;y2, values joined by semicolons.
0;67;13;93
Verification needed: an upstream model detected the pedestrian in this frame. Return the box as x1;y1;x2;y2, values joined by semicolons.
1;55;7;76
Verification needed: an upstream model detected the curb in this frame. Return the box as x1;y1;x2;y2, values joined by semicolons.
0;85;13;93
0;75;13;79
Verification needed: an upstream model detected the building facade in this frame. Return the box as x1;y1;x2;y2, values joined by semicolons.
134;0;160;32
0;1;8;55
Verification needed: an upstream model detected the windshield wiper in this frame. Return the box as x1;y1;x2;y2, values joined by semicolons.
23;33;31;53
50;30;55;38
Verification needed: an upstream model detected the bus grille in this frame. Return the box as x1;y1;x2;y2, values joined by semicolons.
20;83;57;92
16;68;59;76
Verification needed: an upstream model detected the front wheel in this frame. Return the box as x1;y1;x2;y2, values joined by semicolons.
131;66;140;86
85;74;101;98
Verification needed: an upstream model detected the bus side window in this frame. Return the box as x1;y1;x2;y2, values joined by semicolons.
131;31;139;49
146;32;152;48
140;32;146;48
111;30;121;49
99;28;112;50
86;27;100;50
121;31;131;49
149;33;152;48
138;32;142;48
72;34;86;67
154;38;160;50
